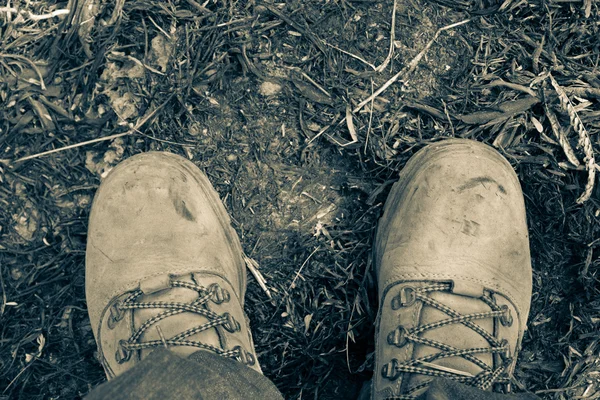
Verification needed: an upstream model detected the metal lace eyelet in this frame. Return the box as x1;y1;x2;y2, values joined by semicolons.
107;302;124;330
222;313;240;333
391;286;416;310
381;358;400;380
387;326;408;348
210;284;231;304
499;339;511;361
233;346;256;366
499;305;513;327
246;352;256;366
115;340;131;364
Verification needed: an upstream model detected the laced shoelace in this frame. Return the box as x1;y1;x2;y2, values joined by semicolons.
382;283;514;400
108;280;255;366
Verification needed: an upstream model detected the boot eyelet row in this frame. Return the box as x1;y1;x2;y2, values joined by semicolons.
107;302;124;329
391;286;416;310
381;358;400;380
387;326;408;348
115;340;131;364
210;284;231;304
223;313;241;333
499;305;513;327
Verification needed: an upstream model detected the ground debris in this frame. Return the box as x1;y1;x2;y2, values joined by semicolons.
0;0;598;398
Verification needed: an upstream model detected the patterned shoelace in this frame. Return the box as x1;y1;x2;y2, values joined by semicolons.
382;283;513;399
109;280;255;366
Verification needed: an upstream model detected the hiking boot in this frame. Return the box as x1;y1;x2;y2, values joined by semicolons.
86;152;261;379
372;139;532;399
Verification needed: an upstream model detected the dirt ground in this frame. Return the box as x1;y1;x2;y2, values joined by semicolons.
1;0;599;399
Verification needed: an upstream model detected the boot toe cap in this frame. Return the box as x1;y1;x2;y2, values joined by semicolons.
86;152;246;333
376;139;532;320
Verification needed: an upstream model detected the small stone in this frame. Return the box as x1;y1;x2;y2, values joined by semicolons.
259;81;282;97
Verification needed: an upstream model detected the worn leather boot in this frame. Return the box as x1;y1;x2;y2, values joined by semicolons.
372;139;532;399
86;152;261;379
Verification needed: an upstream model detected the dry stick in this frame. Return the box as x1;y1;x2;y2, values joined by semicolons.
353;19;471;113
548;73;597;204
11;96;173;164
244;255;273;300
284;65;331;97
0;7;69;21
375;0;398;73
323;41;376;70
286;247;320;294
486;79;538;98
364;78;375;153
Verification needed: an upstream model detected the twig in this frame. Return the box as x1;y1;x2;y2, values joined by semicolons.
486;79;538;98
244;255;273;300
185;0;212;13
287;247;320;294
298;71;330;98
147;15;171;40
0;7;69;21
353;19;471;113
284;66;331;97
364;79;375;153
322;41;376;70
548;73;597;204
375;0;397;72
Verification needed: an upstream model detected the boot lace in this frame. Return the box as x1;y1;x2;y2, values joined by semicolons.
382;283;514;399
109;280;255;366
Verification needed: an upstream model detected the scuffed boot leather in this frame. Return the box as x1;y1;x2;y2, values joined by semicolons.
373;139;532;399
86;152;261;379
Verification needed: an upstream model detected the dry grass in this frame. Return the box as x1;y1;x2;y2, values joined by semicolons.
0;0;599;399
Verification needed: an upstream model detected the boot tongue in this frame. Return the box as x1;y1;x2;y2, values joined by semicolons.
404;283;495;392
133;274;225;359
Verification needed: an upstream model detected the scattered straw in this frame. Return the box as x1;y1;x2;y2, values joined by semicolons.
9;95;173;164
353;19;471;113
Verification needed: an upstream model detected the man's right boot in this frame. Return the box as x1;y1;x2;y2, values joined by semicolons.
372;139;533;399
86;152;262;379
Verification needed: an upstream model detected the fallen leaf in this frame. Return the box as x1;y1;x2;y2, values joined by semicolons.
304;314;313;335
346;106;358;143
149;34;174;72
531;116;544;133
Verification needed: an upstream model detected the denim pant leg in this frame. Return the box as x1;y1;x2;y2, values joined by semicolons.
424;379;541;400
85;349;283;400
